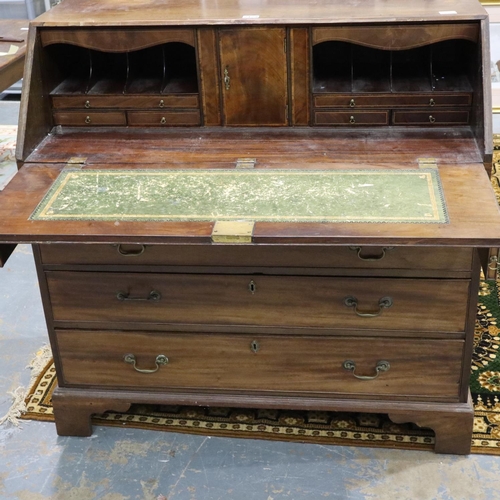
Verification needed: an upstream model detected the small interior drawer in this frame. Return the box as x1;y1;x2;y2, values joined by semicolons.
127;110;201;126
392;110;470;125
55;329;464;401
53;111;127;126
313;93;472;109
314;111;389;126
52;95;200;110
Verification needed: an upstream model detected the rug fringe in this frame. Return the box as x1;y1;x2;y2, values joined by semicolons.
0;344;52;427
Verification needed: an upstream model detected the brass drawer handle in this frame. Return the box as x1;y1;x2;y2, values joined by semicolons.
349;115;356;124
429;98;435;107
85;116;91;124
429;115;436;123
224;67;231;90
349;98;356;107
488;256;499;271
344;296;393;317
159;99;165;108
343;360;390;380
84;100;90;109
349;246;394;261
160;117;167;124
124;353;168;374
116;244;145;257
117;290;161;301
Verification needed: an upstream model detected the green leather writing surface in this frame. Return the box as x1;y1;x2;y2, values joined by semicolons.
30;169;448;223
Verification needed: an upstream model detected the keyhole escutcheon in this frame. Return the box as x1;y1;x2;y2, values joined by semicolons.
248;280;257;294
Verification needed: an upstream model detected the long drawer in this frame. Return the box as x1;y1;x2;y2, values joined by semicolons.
127;110;201;126
55;330;464;400
46;272;470;332
38;244;474;272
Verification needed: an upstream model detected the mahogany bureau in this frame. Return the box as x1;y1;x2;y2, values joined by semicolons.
1;0;500;454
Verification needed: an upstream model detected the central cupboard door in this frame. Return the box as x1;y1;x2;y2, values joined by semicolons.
219;28;288;126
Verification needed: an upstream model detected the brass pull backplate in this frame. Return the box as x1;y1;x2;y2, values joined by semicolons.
344;296;393;317
343;360;390;380
124;353;168;374
117;290;161;302
116;244;145;257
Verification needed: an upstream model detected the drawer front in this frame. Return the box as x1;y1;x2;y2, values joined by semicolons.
53;111;127;126
313;94;472;109
127;110;201;126
52;95;200;110
39;244;473;273
56;330;464;400
46;272;470;332
314;111;389;126
392;110;469;125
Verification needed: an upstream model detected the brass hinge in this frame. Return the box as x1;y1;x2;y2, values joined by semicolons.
212;221;254;244
417;157;438;169
65;157;87;169
235;158;256;169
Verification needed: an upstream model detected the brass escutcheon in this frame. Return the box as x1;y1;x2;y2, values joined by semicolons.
343;360;390;380
250;340;260;353
344;296;393;317
248;280;257;294
124;353;168;374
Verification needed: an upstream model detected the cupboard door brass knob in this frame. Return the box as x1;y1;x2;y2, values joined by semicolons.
124;353;168;374
343;360;390;380
429;115;436;123
159;99;165;108
248;280;257;294
349;115;356;124
224;67;231;90
429;98;435;107
349;246;394;261
85;116;91;124
84;100;90;109
349;98;356;107
116;244;146;256
344;296;393;317
116;290;161;302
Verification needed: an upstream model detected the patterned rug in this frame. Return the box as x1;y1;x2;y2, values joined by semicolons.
15;141;500;455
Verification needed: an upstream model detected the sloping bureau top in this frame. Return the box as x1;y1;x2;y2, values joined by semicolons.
31;0;487;26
